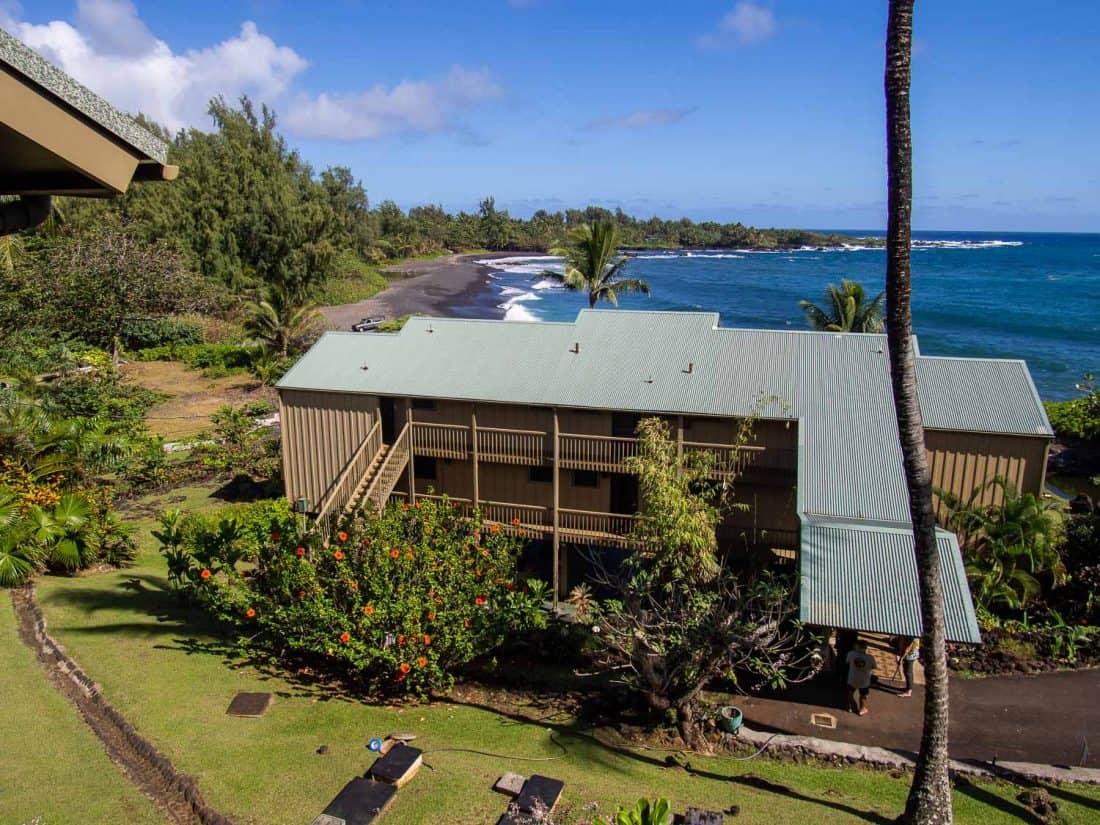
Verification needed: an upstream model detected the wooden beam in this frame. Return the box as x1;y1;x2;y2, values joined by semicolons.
552;408;560;609
0;70;140;194
471;407;480;508
405;399;416;503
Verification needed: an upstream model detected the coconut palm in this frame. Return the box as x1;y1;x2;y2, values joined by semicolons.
544;221;650;308
799;279;886;332
882;2;952;822
243;286;321;358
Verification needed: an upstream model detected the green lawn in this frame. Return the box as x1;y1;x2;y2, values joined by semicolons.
13;482;1100;824
0;593;163;825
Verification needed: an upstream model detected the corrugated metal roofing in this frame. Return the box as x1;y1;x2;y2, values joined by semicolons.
799;518;981;644
279;310;1049;524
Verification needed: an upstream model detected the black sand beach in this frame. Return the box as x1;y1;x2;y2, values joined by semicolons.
320;252;519;330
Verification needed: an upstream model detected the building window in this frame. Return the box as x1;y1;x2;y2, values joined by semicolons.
414;455;437;480
529;466;553;484
572;469;599;488
411;398;436;411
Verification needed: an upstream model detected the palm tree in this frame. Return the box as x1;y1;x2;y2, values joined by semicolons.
883;2;952;822
544;221;650;308
799;280;886;332
243;286;320;358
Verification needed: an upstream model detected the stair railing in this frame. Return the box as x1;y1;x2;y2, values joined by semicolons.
314;419;382;540
362;423;411;514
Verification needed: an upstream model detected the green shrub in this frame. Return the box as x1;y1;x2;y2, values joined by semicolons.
120;317;203;349
134;343;254;375
157;496;548;696
1044;375;1100;441
193;404;280;480
42;373;164;422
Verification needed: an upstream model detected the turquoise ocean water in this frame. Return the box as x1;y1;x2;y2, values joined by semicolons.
472;231;1100;401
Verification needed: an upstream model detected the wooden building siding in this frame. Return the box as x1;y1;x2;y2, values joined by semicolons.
279;389;380;510
925;429;1049;516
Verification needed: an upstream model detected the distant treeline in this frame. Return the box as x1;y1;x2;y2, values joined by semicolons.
25;97;872;309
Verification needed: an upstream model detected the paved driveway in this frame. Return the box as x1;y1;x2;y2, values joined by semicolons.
737;669;1100;767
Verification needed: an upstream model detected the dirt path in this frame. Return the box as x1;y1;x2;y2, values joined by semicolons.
11;587;232;825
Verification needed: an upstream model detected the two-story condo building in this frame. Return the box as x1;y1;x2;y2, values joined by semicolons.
277;310;1053;645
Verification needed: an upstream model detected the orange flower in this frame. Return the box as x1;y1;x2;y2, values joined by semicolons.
475;568;482;577
463;619;471;628
405;550;414;559
414;501;422;509
271;531;281;541
390;549;400;558
417;656;427;668
511;517;520;526
427;612;435;622
402;503;409;511
350;581;359;591
200;568;211;580
295;546;306;557
363;538;372;547
423;635;432;645
333;550;345;561
339;632;351;644
481;550;489;558
505;582;516;592
491;523;500;534
363;604;374;615
399;662;411;674
398;635;406;646
245;608;256;618
475;595;486;606
396;672;407;682
337;531;348;542
298;590;306;600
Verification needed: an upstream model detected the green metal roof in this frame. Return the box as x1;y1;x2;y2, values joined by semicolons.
0;27;169;164
799;517;981;644
280;310;1050;525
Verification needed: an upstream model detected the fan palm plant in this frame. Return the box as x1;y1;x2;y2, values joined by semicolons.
800;279;886;332
243;286;321;357
938;476;1065;613
0;490;92;586
544;221;650;308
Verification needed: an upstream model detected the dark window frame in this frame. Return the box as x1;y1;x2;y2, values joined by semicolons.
529;465;553;484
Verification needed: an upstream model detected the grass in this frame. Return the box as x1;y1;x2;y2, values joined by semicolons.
0;593;163;825
122;361;274;440
13;481;1100;824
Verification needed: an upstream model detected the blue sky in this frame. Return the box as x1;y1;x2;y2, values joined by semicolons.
6;1;1100;231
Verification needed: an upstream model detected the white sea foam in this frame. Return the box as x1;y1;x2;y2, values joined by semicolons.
501;299;539;322
533;278;564;290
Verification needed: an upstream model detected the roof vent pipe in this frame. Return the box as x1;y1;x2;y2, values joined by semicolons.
685;362;694;374
0;195;52;236
570;342;580;354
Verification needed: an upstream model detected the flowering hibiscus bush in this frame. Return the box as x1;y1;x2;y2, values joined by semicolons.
158;495;548;695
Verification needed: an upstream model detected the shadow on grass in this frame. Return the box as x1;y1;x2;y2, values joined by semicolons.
952;776;1042;824
434;693;897;824
1042;782;1100;812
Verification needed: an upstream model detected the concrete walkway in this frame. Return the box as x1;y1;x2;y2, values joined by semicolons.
736;669;1100;768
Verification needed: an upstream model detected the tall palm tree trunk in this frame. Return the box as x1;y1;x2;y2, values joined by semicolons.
884;2;953;822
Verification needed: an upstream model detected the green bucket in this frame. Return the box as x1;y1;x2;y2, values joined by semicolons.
717;705;743;734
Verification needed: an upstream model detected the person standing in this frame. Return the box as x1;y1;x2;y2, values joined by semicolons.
846;639;877;715
897;636;920;698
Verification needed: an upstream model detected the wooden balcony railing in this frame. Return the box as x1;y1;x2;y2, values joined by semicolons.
559;508;643;548
412;422;469;459
682;441;762;476
479;500;552;532
477;427;547;465
559;433;639;471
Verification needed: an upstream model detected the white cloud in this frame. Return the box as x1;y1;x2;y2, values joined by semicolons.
588;108;697;130
5;0;307;132
283;66;502;141
697;2;777;49
2;0;500;141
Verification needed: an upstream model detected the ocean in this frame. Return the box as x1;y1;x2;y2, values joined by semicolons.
474;231;1100;401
